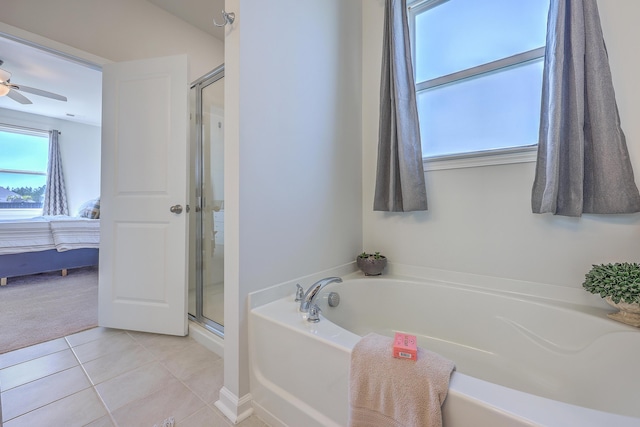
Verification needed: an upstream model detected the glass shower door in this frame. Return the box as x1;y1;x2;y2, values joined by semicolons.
189;66;224;334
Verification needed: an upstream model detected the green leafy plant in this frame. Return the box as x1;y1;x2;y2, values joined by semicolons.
582;262;640;304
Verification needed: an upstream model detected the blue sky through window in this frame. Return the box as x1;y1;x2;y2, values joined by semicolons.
0;130;48;190
412;0;549;157
417;59;544;156
414;0;549;83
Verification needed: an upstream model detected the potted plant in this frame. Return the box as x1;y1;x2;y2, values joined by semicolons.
582;262;640;327
357;252;387;276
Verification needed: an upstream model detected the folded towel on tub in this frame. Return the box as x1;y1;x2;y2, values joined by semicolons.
349;332;455;427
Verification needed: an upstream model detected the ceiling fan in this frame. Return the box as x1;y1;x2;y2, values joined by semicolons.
0;59;67;105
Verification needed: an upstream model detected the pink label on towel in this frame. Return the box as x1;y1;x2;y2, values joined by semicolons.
393;332;417;361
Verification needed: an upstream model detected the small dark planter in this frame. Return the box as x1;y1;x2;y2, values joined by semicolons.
357;254;387;276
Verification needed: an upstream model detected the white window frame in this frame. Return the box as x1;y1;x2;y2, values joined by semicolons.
407;0;546;170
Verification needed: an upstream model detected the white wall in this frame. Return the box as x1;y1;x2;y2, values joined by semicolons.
224;0;363;408
0;0;224;81
362;0;640;289
0;108;101;215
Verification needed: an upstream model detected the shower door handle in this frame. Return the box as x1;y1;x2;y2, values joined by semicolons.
169;204;183;214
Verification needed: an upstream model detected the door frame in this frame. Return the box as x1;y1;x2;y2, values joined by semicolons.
0;28;194;337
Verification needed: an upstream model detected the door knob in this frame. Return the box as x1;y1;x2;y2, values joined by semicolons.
169;204;183;214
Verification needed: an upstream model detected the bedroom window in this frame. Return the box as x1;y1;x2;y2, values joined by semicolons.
0;126;48;218
408;0;549;168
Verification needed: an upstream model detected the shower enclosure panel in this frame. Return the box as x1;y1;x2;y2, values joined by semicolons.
189;65;225;334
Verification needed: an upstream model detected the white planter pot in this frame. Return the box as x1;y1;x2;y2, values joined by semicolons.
605;297;640;328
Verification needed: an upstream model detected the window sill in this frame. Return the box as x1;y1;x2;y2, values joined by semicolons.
423;145;538;171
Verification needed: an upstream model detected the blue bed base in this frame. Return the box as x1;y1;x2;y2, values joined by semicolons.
0;248;99;282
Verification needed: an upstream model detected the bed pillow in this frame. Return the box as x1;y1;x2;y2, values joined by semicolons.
77;198;100;219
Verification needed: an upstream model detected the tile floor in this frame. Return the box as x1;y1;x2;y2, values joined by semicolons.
0;327;268;427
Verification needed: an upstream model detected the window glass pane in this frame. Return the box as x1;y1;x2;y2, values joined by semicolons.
0;130;48;217
0;171;47;191
0;131;49;171
0;171;46;214
417;59;543;157
414;0;548;83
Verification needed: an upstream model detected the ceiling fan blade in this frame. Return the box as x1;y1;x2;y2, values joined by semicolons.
6;89;32;105
13;84;67;102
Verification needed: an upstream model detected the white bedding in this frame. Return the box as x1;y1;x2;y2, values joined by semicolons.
0;216;100;255
48;217;100;251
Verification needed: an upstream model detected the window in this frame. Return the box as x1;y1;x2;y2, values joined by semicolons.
408;0;549;166
0;126;49;219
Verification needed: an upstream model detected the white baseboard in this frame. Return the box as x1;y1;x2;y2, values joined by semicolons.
188;321;224;358
187;323;254;424
215;386;253;424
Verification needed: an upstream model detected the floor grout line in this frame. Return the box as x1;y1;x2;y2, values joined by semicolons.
68;340;117;426
0;365;92;424
134;334;215;425
0;349;77;393
78;331;207;426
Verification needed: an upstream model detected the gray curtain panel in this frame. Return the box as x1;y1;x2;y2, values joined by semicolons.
532;0;640;216
373;0;428;212
42;130;69;216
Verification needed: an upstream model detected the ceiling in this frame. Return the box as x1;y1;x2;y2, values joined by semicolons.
147;0;226;41
0;36;103;127
0;0;225;128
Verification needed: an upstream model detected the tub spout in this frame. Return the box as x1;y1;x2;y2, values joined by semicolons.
299;276;342;313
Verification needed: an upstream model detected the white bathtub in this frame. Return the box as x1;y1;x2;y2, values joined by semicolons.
249;273;640;427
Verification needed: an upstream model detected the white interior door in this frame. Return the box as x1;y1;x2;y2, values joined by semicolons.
99;54;189;336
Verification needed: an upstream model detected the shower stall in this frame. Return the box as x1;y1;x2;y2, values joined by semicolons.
189;65;225;336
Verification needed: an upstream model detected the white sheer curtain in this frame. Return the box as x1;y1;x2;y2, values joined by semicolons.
42;130;69;216
532;0;640;216
373;0;428;212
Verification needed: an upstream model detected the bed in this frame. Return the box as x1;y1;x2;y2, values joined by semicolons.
0;216;100;285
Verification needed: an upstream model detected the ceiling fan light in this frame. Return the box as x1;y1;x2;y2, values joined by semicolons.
0;68;10;83
0;85;10;96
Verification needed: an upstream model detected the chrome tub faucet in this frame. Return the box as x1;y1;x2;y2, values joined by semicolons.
299;276;342;313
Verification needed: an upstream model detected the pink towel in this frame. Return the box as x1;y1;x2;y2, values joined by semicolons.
349;333;455;427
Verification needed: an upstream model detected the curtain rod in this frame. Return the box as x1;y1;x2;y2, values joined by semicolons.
0;123;61;135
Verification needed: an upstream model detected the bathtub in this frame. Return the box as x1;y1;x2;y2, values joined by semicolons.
249;273;640;427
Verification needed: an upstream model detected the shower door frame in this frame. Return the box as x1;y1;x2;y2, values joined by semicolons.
190;64;225;337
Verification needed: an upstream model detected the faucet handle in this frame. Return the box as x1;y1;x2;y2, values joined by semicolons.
307;304;321;323
294;284;304;302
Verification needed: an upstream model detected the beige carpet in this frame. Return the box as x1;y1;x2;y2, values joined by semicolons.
0;266;98;354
